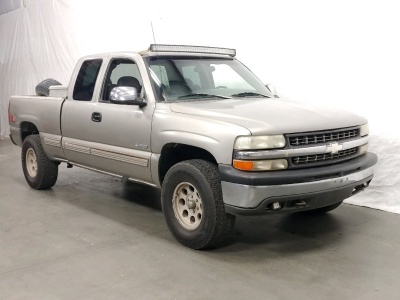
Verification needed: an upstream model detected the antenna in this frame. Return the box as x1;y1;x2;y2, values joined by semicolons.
150;21;166;100
150;21;157;45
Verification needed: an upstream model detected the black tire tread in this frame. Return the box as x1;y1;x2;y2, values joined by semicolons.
162;159;235;249
22;135;58;189
35;78;62;97
188;159;235;249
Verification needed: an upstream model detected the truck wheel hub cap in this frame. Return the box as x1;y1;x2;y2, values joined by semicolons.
26;148;38;178
172;182;203;230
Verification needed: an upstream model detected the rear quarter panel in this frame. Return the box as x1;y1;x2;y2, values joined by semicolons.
9;95;65;159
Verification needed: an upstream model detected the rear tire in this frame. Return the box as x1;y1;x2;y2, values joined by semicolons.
161;159;235;250
35;78;62;96
22;135;58;189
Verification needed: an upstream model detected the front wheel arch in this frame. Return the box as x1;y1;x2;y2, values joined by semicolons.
158;143;218;185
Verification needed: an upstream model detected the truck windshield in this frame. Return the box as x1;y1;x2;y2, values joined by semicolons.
145;56;273;101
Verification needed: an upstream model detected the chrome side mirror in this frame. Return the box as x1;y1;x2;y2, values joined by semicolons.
110;86;147;107
265;84;279;98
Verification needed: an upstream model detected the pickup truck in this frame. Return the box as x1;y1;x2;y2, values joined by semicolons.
9;44;377;249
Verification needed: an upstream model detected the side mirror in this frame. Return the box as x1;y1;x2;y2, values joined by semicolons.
265;84;279;98
110;86;147;107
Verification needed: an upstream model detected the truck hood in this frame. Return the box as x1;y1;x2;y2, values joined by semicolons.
170;98;367;135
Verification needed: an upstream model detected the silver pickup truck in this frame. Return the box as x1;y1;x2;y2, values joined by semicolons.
9;44;377;249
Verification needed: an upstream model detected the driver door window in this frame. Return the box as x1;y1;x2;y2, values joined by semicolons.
102;59;143;101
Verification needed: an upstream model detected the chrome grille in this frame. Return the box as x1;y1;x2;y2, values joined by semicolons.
289;128;359;146
292;147;358;165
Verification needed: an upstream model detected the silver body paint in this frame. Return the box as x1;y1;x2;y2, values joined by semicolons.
9;49;376;211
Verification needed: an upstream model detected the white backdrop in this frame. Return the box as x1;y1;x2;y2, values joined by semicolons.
0;0;398;213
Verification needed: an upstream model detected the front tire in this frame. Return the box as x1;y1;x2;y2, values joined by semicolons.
161;159;235;250
21;135;58;190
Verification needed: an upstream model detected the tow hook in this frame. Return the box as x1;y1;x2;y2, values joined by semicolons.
352;180;371;195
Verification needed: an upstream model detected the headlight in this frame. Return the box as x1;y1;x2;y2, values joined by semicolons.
234;135;286;150
233;159;288;171
360;123;369;137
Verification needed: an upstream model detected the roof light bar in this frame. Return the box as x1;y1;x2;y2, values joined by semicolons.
149;44;236;57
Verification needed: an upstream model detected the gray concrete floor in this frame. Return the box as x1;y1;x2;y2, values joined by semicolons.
0;138;399;300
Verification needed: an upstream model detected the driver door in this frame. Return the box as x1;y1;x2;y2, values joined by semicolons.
89;57;154;183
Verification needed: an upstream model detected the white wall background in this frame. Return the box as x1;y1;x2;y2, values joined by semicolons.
0;0;20;15
0;0;398;212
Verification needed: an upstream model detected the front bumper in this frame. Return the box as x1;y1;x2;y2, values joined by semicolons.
219;152;377;215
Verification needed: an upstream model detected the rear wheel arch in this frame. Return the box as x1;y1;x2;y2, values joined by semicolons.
20;122;39;141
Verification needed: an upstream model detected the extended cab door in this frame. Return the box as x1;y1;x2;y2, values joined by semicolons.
89;55;155;184
61;57;103;166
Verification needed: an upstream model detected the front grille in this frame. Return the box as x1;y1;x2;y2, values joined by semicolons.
289;128;359;146
292;147;358;165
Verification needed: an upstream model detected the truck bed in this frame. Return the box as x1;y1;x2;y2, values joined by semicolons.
9;95;65;147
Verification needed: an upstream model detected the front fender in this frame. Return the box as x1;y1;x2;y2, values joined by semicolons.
151;108;250;164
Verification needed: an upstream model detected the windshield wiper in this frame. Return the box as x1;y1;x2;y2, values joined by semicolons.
177;93;231;100
231;92;271;98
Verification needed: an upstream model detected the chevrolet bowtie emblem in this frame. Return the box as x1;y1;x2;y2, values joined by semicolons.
327;142;343;154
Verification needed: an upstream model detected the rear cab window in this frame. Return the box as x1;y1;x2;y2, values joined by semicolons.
73;59;103;101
